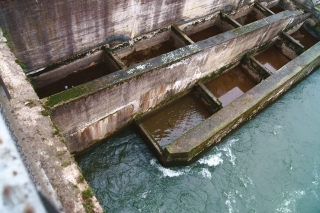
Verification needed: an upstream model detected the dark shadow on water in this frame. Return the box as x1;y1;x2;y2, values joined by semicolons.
236;12;259;26
188;25;223;42
269;6;284;14
121;39;177;67
36;62;112;98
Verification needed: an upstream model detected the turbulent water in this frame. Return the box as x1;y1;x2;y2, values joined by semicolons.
76;68;320;213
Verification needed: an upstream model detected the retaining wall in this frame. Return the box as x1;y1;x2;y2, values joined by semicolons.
0;0;281;70
45;11;302;153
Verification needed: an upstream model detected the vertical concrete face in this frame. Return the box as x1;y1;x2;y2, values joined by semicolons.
0;0;277;70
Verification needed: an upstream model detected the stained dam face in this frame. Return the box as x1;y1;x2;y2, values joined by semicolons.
1;0;320;212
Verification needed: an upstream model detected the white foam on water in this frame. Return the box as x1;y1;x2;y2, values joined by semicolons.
240;175;253;188
225;199;233;213
199;168;212;179
295;190;305;196
225;191;237;213
150;159;184;177
141;191;148;199
276;190;305;213
220;139;238;166
235;190;243;198
198;152;223;167
311;190;319;201
273;125;283;135
312;165;319;186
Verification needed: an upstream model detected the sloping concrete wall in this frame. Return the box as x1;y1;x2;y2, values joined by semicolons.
0;31;103;212
0;0;265;70
46;11;301;153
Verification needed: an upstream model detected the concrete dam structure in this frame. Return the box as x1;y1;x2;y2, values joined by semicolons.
1;0;320;212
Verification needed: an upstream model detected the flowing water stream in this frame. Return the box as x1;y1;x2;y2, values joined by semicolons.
77;68;320;213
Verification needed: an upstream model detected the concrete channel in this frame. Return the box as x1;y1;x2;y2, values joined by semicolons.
1;0;320;212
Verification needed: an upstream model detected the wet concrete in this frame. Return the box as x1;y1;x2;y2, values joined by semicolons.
291;26;319;49
254;46;291;73
121;39;177;67
141;92;212;148
188;25;223;42
236;12;259;25
269;6;285;14
205;65;257;106
36;62;111;98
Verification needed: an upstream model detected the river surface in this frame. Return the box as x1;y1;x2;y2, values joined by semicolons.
76;68;320;213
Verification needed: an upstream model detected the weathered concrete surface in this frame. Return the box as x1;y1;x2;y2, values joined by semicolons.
163;41;320;166
0;0;266;70
45;10;302;154
0;108;47;213
290;0;319;10
0;31;103;213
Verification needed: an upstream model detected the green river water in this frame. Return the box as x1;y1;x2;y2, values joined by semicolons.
76;68;320;213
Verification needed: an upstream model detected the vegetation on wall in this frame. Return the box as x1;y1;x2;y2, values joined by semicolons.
1;28;26;71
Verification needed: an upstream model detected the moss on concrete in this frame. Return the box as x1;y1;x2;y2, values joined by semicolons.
43;43;199;109
1;28;26;71
41;109;50;116
82;188;95;213
82;188;94;200
44;83;94;107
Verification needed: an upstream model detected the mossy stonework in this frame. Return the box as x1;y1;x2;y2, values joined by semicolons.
1;0;320;212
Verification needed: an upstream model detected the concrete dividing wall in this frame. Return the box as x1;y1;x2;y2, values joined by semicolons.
0;0;264;70
45;11;302;154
